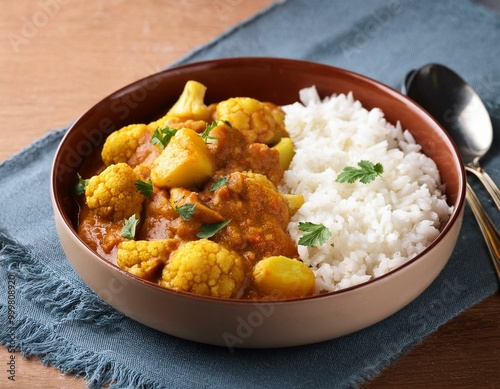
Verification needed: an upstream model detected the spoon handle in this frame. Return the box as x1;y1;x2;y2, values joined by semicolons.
465;166;500;211
466;182;500;280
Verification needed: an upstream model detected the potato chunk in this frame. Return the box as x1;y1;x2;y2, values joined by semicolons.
272;137;295;170
253;256;315;298
150;128;215;189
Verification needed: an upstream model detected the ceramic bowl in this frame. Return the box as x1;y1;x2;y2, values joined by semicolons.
51;58;465;348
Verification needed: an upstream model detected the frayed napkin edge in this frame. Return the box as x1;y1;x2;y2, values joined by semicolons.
0;228;124;328
0;229;163;389
0;313;163;389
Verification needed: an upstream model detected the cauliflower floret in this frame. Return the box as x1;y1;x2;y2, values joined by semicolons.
216;97;286;145
101;124;150;166
162;80;212;122
160;239;245;298
117;239;179;280
85;163;145;220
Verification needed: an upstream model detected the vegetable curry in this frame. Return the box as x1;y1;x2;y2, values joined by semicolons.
76;81;315;300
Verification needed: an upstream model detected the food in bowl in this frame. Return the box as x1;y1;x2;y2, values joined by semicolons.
52;58;465;347
76;80;314;300
74;79;452;300
282;86;453;292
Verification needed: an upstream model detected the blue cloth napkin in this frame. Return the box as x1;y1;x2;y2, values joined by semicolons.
1;1;499;388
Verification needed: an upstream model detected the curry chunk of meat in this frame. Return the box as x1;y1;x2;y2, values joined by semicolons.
204;172;298;265
137;189;201;241
207;123;284;186
77;206;126;262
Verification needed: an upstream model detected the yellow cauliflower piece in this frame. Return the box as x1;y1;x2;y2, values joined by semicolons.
117;239;179;280
101;124;150;166
253;256;315;299
150;128;215;189
163;80;212;121
160;239;245;298
85;163;145;220
216;97;285;145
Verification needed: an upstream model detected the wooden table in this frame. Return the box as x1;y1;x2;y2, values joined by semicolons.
1;1;498;388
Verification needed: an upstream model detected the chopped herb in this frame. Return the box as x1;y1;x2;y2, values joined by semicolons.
197;220;231;239
135;179;153;197
220;119;231;127
175;203;195;221
298;222;332;247
151;126;178;149
75;173;88;196
209;177;228;191
336;160;384;184
121;214;140;239
200;120;230;142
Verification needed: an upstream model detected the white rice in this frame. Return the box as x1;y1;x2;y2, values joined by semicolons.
281;86;453;293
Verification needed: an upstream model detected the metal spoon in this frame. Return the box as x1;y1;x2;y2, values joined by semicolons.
403;64;500;280
403;63;500;211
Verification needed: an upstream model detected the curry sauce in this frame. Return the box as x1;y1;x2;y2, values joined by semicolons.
75;81;315;300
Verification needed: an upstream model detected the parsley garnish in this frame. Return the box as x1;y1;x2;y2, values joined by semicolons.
121;214;140;239
75;173;88;196
209;177;228;191
135;179;153;197
151;126;178;149
298;222;332;247
200;120;230;142
175;203;195;221
197;220;231;239
336;160;384;184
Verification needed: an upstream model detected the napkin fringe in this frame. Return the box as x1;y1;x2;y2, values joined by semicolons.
0;314;162;389
0;228;123;328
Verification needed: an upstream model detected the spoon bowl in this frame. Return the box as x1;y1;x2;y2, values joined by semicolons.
404;63;500;210
404;63;500;281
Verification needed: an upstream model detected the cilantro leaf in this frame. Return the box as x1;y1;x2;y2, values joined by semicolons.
121;214;140;239
209;177;228;191
75;173;88;196
135;179;153;197
196;220;231;239
175;203;195;221
151;126;178;149
200;120;230;142
298;222;332;247
336;160;384;184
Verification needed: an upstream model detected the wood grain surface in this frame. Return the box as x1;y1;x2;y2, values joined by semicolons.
1;1;499;388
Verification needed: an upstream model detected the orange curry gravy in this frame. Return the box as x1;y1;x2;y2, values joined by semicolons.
76;115;301;300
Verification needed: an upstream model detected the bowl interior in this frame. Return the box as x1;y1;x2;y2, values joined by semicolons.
52;57;465;297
